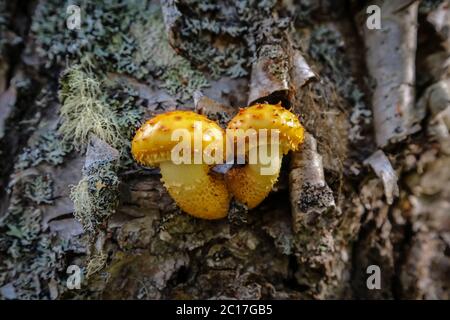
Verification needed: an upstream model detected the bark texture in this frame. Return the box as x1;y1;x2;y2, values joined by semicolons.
0;0;449;300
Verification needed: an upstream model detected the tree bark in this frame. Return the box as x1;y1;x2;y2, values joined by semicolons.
0;0;449;300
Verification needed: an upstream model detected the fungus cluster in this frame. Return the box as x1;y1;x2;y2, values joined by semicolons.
131;104;304;219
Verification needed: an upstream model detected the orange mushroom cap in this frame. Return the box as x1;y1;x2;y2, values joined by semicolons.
132;110;224;166
227;102;305;155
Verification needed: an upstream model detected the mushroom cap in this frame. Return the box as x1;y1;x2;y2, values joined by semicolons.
227;103;304;155
132;111;224;166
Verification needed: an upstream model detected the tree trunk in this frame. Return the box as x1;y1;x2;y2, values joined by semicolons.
0;0;449;300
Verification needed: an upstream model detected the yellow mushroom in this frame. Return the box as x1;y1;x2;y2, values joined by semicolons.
226;103;305;209
131;111;230;219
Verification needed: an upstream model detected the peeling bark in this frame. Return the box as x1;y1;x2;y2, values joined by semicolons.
1;0;450;301
248;43;291;106
364;150;399;205
362;0;424;147
289;133;335;233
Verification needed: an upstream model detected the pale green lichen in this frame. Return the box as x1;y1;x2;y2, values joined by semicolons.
165;0;286;79
0;185;73;299
5;202;42;246
32;0;209;101
0;1;10;51
15;130;73;170
59;65;123;149
131;6;209;100
31;0;148;72
58;64;143;154
309;26;371;142
70;162;119;233
259;44;289;81
24;174;54;205
85;251;108;279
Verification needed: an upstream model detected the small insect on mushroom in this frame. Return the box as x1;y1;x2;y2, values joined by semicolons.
131;111;230;219
225;103;305;209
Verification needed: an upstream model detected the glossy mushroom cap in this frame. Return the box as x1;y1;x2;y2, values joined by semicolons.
227;103;305;155
132;110;224;166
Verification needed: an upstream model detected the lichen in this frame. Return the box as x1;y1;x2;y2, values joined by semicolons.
24;174;54;205
70;162;119;233
130;5;209;100
161;0;287;79
58;65;122;149
85;251;108;279
309;25;371;142
15;130;73;170
31;0;148;72
259;44;289;81
32;0;209;102
0;182;75;299
58;64;143;155
0;1;10;52
418;0;445;14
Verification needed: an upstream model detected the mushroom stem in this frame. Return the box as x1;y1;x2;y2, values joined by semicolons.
159;161;229;219
226;146;282;209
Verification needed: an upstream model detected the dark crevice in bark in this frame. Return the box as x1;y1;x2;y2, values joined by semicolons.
390;218;414;299
0;0;38;217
